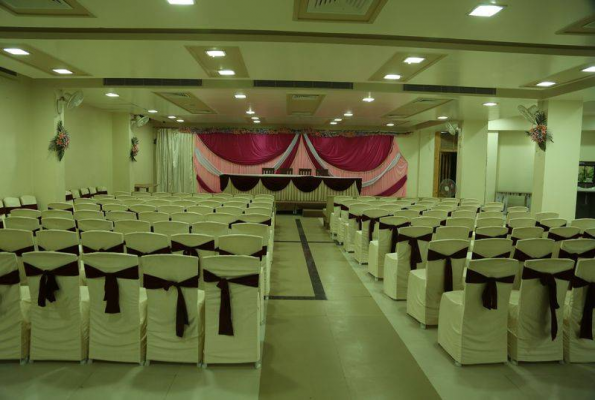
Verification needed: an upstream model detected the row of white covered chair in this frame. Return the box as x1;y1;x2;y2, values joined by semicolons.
0;251;262;367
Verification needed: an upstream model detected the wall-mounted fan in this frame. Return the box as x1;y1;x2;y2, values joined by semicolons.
518;105;539;125
444;122;460;136
439;178;457;198
131;115;150;128
56;90;84;114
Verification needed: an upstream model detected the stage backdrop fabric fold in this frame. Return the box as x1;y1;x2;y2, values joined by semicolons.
198;132;295;165
307;135;393;172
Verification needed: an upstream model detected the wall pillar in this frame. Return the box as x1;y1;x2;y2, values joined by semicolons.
29;85;66;208
485;132;499;203
111;113;134;193
532;100;583;220
457;120;489;203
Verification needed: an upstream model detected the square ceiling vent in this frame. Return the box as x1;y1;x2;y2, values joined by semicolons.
0;0;93;16
294;0;387;23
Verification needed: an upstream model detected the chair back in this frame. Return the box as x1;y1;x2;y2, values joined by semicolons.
539;218;567;231
509;218;536;229
42;210;73;220
483;202;504;211
202;255;261;364
423;210;448;220
239;214;273;225
410;216;441;229
218;234;263;257
74;211;105;221
511;227;544;244
508;206;529;213
216;206;244;216
102;204;128;213
231;223;270;246
153;221;190;238
535;212;558;222
395;226;433;271
74;203;101;212
37;230;79;254
42;217;77;232
22;251;83;361
425;239;469;302
451;211;476;219
445;217;475;230
129;205;157;214
171;233;216;257
10;209;41;219
170;212;202;224
478;211;503;220
142;255;201;363
114;220;151;234
0;252;22;360
83;253;142;362
48;202;74;212
191;222;229;247
434;226;471;240
559;239;595;263
204;213;238;226
138;211;169;224
476;217;504;228
158;205;185;215
78;219;113;233
570;218;595;233
5;216;40;232
472;238;513;259
457;205;479;213
82;231;124;253
245;207;271;216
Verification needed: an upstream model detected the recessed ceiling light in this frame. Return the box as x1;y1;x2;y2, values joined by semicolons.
254;120;261;124
168;116;177;119
105;92;119;97
206;50;226;58
384;74;401;80
176;119;184;122
344;112;353;117
483;102;498;107
469;4;504;17
251;116;259;120
246;109;255;115
582;66;595;73
334;118;342;122
386;123;395;127
53;69;73;75
147;109;158;114
404;57;425;64
234;93;247;99
330;121;338;125
218;69;235;76
363;96;375;103
536;81;556;87
437;116;448;120
167;0;194;5
3;48;29;55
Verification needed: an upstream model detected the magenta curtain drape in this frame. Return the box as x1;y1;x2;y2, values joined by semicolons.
198;133;295;165
307;135;394;172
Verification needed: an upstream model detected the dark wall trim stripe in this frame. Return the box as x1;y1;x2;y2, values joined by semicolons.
0;66;17;77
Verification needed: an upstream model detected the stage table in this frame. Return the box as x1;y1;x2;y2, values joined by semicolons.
220;174;361;202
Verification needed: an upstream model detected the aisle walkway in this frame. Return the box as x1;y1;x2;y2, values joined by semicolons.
259;215;440;399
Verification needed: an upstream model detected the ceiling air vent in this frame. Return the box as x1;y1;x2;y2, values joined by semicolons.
291;94;321;101
308;0;374;16
103;78;202;87
254;80;353;90
404;84;496;96
1;0;72;10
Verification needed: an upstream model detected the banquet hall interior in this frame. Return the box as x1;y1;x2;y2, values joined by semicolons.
1;0;595;399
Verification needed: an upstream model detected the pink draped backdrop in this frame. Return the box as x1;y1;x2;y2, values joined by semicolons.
193;133;408;196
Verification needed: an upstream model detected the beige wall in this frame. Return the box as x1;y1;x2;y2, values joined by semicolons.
496;131;535;193
396;130;435;199
65;105;114;192
0;77;33;198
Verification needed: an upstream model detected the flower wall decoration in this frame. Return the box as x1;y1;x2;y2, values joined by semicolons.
48;121;70;161
525;110;553;152
130;136;139;161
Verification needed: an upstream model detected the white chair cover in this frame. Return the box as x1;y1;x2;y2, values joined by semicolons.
451;211;476;219
5;217;40;233
354;209;390;265
204;213;238;226
191;222;229;247
11;209;41;219
74;211;105;221
407;239;470;326
438;258;518;365
158;205;185;215
511;238;555;289
435;226;471;240
187;205;215;215
138;212;170;224
171;212;203;224
114;220;151;234
142;255;204;364
0;229;35;282
0;253;29;361
153;221;191;238
78;219;113;233
22;252;89;361
41;210;73;220
547;227;581;257
476;218;504;228
508;259;574;363
202;255;261;365
106;211;136;222
42;217;77;232
445;217;475;230
83;253;146;364
368;216;410;280
570;218;595;233
74;203;101;212
37;230;79;254
564;259;595;363
103;204;129;213
217;206;244;216
383;226;433;300
129;205;157;214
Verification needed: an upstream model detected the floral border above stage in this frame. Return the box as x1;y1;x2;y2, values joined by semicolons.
179;127;411;137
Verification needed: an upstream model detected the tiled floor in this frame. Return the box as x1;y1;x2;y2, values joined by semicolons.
2;214;594;399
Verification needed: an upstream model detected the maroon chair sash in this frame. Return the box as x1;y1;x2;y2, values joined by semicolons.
571;276;595;340
465;269;515;310
333;203;349;211
512;249;552;263
65;194;74;201
85;265;139;314
536;221;564;232
348;213;364;230
2;245;35;257
521;266;575;340
23;261;79;307
125;246;171;256
395;233;433;271
143;273;199;338
82;243;125;254
548;232;581;242
0;270;20;300
360;215;382;242
203;269;259;336
558;248;595;268
378;221;410;253
427;247;469;293
474;233;507;240
0;220;3;229
471;251;510;260
38;245;80;256
582;231;595;240
171;240;216;257
217;247;267;261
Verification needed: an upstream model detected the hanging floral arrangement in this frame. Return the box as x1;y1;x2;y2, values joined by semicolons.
526;111;553;152
130;136;139;161
48;121;70;161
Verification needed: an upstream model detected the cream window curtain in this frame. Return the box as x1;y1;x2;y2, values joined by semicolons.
156;129;196;193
